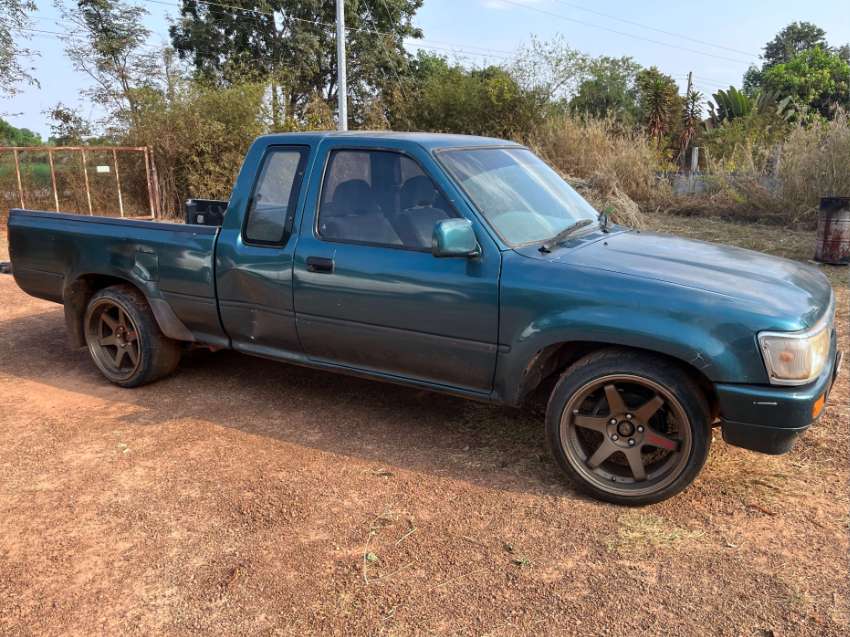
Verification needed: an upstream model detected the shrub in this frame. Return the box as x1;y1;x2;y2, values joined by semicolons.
130;80;267;217
388;52;546;140
529;115;666;226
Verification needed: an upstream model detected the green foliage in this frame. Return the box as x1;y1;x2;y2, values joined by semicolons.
169;0;423;127
677;84;702;165
58;0;158;130
744;21;850;118
0;0;36;95
387;52;545;139
48;103;93;144
130;77;267;213
761;46;850;119
0;116;42;145
763;22;828;68
569;56;642;122
708;86;792;126
709;86;754;122
635;67;680;146
511;35;590;102
701;111;789;174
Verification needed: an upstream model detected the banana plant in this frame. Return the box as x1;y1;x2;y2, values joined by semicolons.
707;87;794;126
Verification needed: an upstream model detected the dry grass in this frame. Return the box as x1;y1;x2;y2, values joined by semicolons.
531;115;667;227
780;111;850;225
666;112;850;228
702;444;813;510
531;116;663;204
611;512;705;551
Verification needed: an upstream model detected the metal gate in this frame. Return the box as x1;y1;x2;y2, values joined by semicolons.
0;146;160;218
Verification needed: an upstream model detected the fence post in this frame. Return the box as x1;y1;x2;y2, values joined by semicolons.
149;152;161;218
112;148;125;218
687;146;700;194
47;149;60;211
80;148;93;215
143;147;156;218
12;148;25;208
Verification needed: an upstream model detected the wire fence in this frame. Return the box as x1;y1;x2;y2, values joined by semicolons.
0;146;160;224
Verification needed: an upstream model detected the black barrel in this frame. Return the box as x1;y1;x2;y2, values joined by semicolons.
814;197;850;265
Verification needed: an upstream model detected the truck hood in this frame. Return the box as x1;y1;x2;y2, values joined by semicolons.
516;229;833;330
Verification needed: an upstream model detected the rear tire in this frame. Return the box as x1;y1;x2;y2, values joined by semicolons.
83;284;181;387
545;348;711;506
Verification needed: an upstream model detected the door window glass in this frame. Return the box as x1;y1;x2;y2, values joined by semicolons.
244;148;307;244
318;150;454;250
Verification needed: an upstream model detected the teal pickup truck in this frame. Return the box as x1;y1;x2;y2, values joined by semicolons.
6;132;841;504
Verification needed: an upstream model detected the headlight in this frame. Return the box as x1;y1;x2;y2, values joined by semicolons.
758;301;834;386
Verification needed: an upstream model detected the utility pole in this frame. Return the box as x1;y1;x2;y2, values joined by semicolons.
336;0;348;131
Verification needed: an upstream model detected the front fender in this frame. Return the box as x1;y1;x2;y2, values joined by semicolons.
495;254;768;405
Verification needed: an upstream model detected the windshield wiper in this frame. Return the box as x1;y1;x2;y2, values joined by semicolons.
539;219;593;253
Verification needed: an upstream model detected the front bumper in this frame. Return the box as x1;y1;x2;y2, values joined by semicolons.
716;343;842;455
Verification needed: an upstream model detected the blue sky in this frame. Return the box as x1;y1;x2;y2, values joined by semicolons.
4;0;849;138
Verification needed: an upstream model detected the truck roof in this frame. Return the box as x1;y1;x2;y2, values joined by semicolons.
254;131;523;150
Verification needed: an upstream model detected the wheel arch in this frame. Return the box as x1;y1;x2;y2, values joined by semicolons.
63;273;194;348
515;341;720;422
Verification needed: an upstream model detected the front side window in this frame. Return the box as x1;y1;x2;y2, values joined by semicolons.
318;149;454;250
244;148;307;244
438;147;599;246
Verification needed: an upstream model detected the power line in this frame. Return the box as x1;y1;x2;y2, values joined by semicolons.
677;74;734;90
550;0;759;58
493;0;754;66
24;3;748;86
145;0;515;56
20;22;513;63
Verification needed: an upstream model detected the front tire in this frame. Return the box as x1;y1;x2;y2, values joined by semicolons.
546;348;711;506
83;285;181;387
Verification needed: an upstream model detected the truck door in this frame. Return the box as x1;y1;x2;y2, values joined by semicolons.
292;142;501;395
215;145;310;357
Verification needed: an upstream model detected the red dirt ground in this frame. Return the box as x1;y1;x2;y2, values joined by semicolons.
0;226;847;636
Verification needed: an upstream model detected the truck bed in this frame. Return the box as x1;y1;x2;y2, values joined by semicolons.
7;209;225;346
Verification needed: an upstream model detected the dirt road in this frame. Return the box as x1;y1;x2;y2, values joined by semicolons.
0;226;848;635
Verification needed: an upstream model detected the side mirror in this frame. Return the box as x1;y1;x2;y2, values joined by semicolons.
432;219;481;258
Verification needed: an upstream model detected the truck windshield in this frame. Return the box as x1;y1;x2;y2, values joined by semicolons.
438;147;599;246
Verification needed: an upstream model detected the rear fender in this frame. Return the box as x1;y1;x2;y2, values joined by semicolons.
63;273;194;348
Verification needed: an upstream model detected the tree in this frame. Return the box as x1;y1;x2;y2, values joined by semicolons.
0;0;36;95
169;0;423;128
0;116;41;145
761;46;850;119
569;56;641;122
744;21;849;99
387;51;543;139
763;21;828;68
677;80;702;166
511;35;590;103
47;103;92;144
57;0;158;132
636;67;679;145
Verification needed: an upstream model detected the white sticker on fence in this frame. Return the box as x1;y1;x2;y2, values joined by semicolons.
96;165;111;174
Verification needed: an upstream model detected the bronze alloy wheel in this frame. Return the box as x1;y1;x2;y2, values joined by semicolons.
85;297;143;381
559;374;693;498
